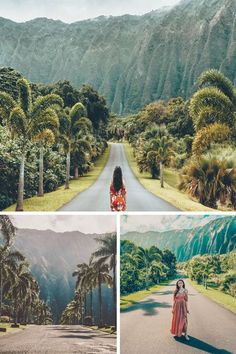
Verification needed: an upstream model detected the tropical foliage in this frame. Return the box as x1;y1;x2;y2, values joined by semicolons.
60;233;116;328
120;240;176;295
0;67;109;211
0;216;52;325
182;252;236;298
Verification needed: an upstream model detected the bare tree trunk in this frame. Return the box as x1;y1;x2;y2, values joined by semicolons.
98;276;102;327
65;151;70;189
160;161;164;188
38;147;44;197
16;155;25;211
90;288;93;323
74;166;79;179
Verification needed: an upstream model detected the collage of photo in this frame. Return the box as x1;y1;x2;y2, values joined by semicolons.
0;0;236;353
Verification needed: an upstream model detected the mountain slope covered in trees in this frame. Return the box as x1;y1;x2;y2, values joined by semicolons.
121;217;236;261
0;0;235;113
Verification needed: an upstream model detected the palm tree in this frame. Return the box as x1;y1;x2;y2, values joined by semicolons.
92;233;117;305
89;260;112;327
72;139;92;179
0;78;62;210
59;103;92;189
73;262;91;322
179;155;236;209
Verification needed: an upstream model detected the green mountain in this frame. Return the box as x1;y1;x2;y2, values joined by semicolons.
14;229;114;324
0;0;235;113
121;216;236;261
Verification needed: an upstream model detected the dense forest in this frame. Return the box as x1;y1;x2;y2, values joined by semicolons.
181;252;236;299
110;69;236;210
120;240;176;295
0;216;52;326
0;67;109;211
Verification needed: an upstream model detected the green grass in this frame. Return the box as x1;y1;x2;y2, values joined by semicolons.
0;323;27;336
189;279;236;314
4;145;111;212
120;279;170;311
124;143;215;212
88;325;116;334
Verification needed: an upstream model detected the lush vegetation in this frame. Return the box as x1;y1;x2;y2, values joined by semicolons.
120;240;176;295
181;252;236;298
109;70;236;210
0;216;52;328
0;67;109;211
60;233;116;328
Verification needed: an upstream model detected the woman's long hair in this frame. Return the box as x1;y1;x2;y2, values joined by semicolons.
112;166;123;192
174;279;185;297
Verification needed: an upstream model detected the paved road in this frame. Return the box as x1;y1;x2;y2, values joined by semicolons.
0;325;116;353
60;143;178;211
121;279;236;354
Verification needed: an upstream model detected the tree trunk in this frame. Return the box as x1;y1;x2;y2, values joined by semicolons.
16;154;25;211
90;288;93;323
38;147;44;197
84;291;87;317
65;151;70;189
160;161;164;188
98;276;102;327
74;166;79;179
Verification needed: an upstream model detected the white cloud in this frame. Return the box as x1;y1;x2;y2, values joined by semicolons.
10;214;116;234
0;0;181;23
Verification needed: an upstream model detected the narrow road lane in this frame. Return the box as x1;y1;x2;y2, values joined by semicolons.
121;279;236;354
60;143;178;211
0;325;116;353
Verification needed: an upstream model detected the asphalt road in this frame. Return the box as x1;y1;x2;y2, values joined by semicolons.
0;325;116;354
121;279;236;354
60;143;178;211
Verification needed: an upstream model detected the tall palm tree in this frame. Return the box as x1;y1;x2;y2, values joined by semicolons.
89;260;112;327
59;103;92;189
0;78;62;210
135;247;162;289
92;233;117;305
73;262;91;322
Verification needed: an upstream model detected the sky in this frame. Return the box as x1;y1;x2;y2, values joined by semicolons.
10;215;116;234
120;215;228;234
0;0;181;23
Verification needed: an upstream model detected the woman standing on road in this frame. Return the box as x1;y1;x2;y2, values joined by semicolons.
110;166;126;211
171;279;190;340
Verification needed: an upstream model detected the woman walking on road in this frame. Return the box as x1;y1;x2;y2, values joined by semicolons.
171;279;190;340
110;166;126;211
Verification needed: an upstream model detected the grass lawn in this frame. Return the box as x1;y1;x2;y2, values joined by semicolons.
189;279;236;314
89;326;116;334
120;279;171;311
4;145;111;212
124;142;215;212
0;323;27;336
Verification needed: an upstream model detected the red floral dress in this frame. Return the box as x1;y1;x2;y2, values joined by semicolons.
171;290;188;337
110;183;126;211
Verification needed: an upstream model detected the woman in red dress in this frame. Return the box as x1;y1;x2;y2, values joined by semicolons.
171;279;190;340
110;166;126;211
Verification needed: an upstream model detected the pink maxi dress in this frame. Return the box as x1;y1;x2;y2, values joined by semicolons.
171;290;188;337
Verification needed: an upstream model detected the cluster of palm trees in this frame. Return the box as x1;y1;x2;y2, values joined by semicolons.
60;232;116;327
0;77;100;211
0;216;52;325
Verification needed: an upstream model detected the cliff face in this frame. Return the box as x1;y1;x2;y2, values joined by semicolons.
14;229;114;323
0;0;235;113
121;217;236;261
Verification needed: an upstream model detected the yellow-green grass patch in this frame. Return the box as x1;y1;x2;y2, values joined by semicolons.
120;279;170;311
0;323;27;336
124;143;215;212
189;279;236;314
4;145;111;212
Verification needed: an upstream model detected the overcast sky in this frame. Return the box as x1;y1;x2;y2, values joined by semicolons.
10;215;116;234
121;215;228;234
0;0;181;23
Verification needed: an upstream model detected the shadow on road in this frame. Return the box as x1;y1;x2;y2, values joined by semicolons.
121;298;171;316
174;336;233;354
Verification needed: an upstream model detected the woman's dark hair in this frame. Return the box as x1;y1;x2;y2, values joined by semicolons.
112;166;123;192
174;279;185;297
